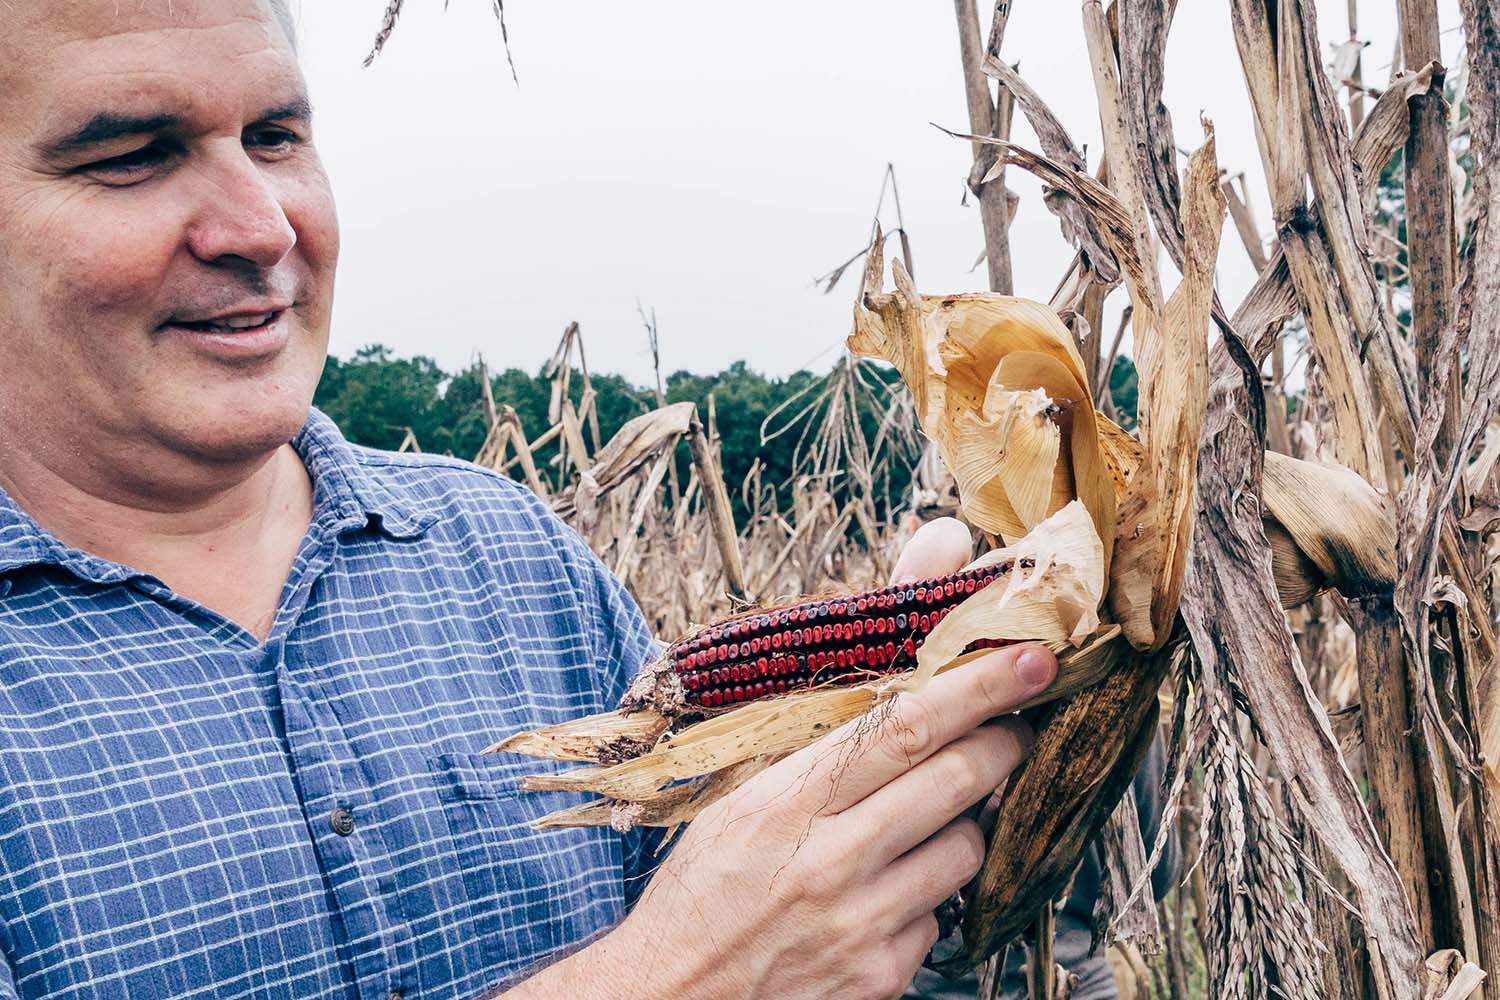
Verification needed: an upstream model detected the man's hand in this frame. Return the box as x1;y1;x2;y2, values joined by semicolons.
503;518;1056;1000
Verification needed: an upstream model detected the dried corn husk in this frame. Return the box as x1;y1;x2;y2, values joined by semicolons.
848;237;1117;575
496;501;1115;828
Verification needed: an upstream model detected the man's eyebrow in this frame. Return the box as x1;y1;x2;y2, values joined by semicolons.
41;112;180;158
40;99;312;159
257;98;313;124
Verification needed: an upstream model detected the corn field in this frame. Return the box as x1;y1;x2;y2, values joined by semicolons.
375;1;1500;997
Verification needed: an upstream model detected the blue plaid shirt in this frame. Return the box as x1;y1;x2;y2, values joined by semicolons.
0;409;659;1000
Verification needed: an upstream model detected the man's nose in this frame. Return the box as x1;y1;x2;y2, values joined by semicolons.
184;144;298;269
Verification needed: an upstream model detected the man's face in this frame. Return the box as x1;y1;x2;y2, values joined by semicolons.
0;0;337;471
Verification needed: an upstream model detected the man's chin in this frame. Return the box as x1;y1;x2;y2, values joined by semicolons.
166;395;316;467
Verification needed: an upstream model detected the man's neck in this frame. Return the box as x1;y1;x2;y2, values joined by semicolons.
0;441;315;641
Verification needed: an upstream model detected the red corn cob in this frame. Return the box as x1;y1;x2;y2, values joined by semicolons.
668;561;1018;710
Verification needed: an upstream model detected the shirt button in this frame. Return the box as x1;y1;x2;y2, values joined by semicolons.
330;807;355;837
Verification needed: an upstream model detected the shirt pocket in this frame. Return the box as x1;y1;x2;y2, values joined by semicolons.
424;752;624;985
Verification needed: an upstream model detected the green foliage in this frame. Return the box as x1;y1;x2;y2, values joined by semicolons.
315;345;448;452
1109;355;1139;431
313;347;1141;521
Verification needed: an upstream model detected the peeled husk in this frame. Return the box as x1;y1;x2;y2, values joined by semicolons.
848;241;1118;576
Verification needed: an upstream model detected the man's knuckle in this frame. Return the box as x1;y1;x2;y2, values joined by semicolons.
931;749;981;812
866;957;912;1000
782;847;844;907
890;698;941;759
974;652;1019;708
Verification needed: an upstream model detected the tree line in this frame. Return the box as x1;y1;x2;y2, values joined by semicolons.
313;345;1139;522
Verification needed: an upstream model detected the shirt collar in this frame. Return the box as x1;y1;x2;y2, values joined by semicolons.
293;407;438;541
0;407;437;582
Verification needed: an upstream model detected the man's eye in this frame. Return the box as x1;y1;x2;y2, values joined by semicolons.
247;127;300;152
83;143;169;176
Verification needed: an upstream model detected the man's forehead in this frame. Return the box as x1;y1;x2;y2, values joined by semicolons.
9;0;285;42
1;0;301;133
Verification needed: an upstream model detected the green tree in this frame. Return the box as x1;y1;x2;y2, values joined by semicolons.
313;347;1139;523
313;345;446;452
1108;355;1139;430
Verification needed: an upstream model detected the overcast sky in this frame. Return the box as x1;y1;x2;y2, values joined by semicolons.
289;1;1465;386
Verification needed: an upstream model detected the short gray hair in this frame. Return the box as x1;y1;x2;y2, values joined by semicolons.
268;0;297;49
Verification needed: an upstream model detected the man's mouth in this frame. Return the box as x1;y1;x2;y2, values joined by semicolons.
173;310;284;334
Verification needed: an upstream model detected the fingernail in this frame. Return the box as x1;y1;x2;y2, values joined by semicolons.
1014;647;1057;689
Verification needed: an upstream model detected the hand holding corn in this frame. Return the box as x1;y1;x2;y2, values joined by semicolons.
499;519;1057;1000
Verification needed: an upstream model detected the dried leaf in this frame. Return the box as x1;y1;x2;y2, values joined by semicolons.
850;259;1117;573
1109;122;1226;651
912;502;1105;681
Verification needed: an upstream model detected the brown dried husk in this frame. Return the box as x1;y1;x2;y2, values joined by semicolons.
496;501;1118;828
848;240;1118;578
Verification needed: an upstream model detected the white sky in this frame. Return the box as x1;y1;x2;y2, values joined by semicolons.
291;1;1465;385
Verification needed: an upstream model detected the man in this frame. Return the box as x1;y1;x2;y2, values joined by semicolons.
0;2;1058;998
